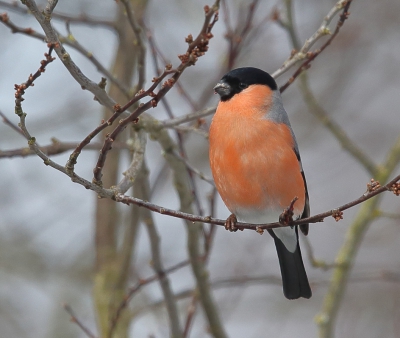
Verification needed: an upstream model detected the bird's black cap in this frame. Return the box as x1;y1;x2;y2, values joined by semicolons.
214;67;278;101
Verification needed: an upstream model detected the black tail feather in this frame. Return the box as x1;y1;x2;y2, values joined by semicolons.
268;228;311;299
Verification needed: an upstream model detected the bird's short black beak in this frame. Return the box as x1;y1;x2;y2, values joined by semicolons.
213;81;231;97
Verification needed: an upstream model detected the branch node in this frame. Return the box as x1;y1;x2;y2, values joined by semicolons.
365;178;381;195
62;52;70;61
390;182;400;196
331;209;343;222
28;137;36;145
256;226;264;235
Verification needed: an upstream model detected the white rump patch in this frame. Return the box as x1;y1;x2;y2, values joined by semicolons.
272;227;297;253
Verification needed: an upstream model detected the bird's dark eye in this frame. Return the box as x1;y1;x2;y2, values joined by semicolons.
239;83;248;90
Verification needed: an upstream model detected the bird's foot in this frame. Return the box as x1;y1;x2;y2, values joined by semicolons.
279;197;298;226
225;214;238;232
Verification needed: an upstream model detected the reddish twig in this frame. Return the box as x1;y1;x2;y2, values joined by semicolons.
14;44;56;116
63;303;97;338
0;12;45;39
147;26;207;216
0;12;129;97
92;2;220;186
146;28;199;111
90;68;177;184
279;0;352;93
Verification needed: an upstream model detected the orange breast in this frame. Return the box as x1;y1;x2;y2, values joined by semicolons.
209;86;305;216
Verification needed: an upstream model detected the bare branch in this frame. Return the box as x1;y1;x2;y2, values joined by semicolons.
22;0;117;110
119;0;146;91
0;0;115;28
224;0;260;70
111;259;191;330
146;28;199;111
302;236;337;270
172;150;215;186
63;303;97;338
10;48;399;235
272;0;352;80
280;0;352;93
276;0;377;176
0;110;25;137
115;173;400;231
162;106;216;128
92;2;220;186
317;135;400;338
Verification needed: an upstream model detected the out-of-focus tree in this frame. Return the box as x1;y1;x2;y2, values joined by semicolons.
0;0;399;338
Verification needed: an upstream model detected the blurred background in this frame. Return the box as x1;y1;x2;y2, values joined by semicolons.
0;0;399;337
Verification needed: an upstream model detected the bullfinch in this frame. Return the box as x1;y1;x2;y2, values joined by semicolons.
209;67;312;299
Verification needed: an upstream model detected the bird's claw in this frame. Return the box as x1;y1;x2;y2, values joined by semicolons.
279;197;298;226
225;214;238;232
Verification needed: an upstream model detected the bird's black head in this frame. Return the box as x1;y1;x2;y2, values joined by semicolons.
213;67;278;101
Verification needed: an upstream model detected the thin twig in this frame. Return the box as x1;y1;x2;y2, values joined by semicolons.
134;269;400;317
0;110;25;137
111;259;191;330
0;139;126;159
317;135;400;338
10;51;400;234
0;0;115;28
162;107;216;128
172;150;215;186
279;0;353;92
92;2;220;186
11;4;399;256
0;13;130;96
146;28;199;111
14;44;56;114
302;236;337;270
66;68;175;174
277;0;376;175
272;0;352;80
225;0;260;70
63;303;97;338
119;0;146;92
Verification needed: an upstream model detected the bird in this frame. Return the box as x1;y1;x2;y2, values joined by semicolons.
209;67;311;299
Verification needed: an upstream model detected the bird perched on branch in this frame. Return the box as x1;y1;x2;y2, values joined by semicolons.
209;67;311;299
